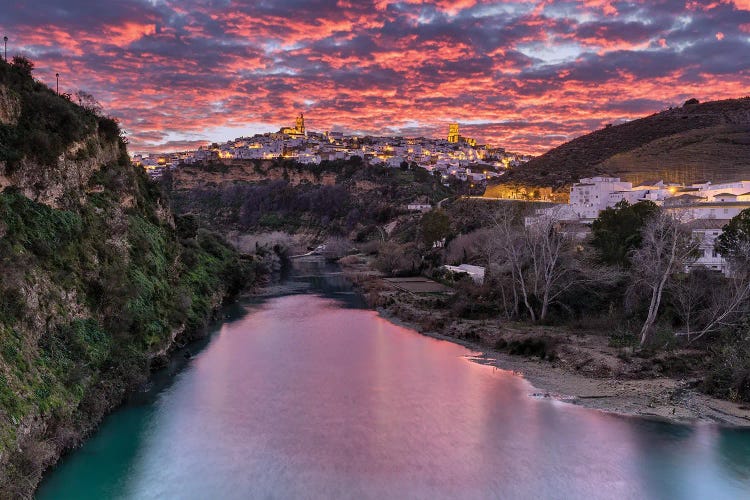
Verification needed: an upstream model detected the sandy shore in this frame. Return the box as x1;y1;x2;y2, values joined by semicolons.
379;307;750;427
337;257;750;427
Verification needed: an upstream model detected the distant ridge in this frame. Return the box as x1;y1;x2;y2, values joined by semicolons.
500;97;750;189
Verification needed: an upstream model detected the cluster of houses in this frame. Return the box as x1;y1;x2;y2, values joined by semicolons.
132;118;532;185
526;176;750;274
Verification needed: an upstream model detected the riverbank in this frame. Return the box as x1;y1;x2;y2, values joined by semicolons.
340;255;750;427
14;274;270;500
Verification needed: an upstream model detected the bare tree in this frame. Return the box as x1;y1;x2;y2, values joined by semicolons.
629;212;699;346
483;205;615;322
322;236;351;261
688;277;750;343
75;90;103;116
485;204;537;319
667;270;712;337
374;241;418;276
685;240;750;343
528;214;569;321
445;229;492;265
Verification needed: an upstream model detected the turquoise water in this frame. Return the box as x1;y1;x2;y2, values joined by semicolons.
36;264;750;499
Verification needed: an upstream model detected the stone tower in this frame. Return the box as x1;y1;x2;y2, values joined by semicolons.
448;123;459;143
295;113;305;135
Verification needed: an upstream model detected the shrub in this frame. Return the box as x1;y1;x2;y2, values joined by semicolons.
703;333;750;402
505;337;560;361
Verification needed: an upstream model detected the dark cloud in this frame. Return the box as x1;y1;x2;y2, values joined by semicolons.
0;0;748;154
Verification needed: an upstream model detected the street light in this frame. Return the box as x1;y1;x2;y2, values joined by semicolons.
3;36;7;62
56;73;59;94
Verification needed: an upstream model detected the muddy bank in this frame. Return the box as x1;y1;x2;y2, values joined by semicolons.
341;255;750;427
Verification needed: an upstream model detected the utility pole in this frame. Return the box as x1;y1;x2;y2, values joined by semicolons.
56;73;59;94
3;36;7;62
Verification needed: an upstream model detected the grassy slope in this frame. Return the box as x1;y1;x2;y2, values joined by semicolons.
501;97;750;189
598;124;750;185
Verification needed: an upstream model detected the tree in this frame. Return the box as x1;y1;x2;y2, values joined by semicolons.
322;237;350;262
526;214;569;321
413;165;432;183
420;209;451;248
675;209;750;343
445;228;492;265
75;90;103;116
716;208;750;276
629;212;699;346
10;55;33;77
374;241;418;276
484;205;615;322
591;200;659;266
667;269;724;337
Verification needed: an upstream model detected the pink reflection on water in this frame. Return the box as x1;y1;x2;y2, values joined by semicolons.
118;295;741;499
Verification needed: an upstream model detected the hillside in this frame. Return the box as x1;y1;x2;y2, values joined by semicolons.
500;97;750;190
0;58;262;497
167;158;454;243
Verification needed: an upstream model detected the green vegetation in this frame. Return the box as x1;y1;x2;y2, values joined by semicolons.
716;208;750;269
168;157;451;237
419;209;452;248
0;57;263;496
500;97;750;189
0;57;122;171
591;200;659;266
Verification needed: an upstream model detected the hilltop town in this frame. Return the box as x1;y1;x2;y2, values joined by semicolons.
132;115;532;185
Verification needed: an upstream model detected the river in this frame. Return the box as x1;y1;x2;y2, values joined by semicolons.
37;260;750;499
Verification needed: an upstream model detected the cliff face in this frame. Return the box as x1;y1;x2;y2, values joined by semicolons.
0;129;120;207
172;160;338;190
0;85;20;126
168;157;451;239
0;59;258;497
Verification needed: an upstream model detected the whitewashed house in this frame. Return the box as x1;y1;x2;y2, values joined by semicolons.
443;264;486;284
683;219;729;274
569;177;633;221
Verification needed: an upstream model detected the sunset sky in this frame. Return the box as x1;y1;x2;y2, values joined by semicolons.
2;0;749;154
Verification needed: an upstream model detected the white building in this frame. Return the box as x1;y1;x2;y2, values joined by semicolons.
683;219;729;274
569;177;633;221
443;264;485;284
407;203;432;212
664;198;750;222
524;175;750;275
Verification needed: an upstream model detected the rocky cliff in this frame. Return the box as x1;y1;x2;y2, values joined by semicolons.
0;58;258;497
0;128;121;207
172;160;338;190
167;157;451;240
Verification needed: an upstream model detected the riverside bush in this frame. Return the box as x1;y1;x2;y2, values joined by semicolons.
505;337;560;361
703;332;750;402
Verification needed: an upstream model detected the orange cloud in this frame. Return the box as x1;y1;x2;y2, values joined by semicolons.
4;0;748;155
